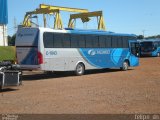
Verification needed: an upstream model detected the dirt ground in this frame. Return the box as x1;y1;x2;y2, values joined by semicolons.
0;57;160;114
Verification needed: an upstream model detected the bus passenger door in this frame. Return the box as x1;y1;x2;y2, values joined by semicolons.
130;42;140;57
129;42;139;66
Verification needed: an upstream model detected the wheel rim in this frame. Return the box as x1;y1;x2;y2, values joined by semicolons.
157;53;160;57
137;53;139;57
77;64;83;74
123;62;128;70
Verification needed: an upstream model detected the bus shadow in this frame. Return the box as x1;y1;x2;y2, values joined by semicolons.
140;56;158;58
22;69;133;81
0;88;18;93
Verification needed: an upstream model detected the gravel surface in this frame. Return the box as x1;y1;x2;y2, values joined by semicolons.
0;57;160;114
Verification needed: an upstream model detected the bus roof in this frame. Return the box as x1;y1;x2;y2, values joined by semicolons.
65;28;136;37
34;27;136;37
20;27;137;37
139;39;160;42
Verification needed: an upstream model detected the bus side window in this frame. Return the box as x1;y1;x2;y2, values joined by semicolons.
53;33;63;48
92;36;99;48
78;35;86;48
154;42;158;48
122;37;129;48
63;34;71;48
86;35;93;48
43;32;54;48
117;37;122;48
99;36;106;48
71;34;79;48
105;36;112;48
111;36;118;48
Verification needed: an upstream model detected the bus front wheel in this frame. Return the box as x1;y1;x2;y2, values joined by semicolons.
157;53;160;57
75;63;85;76
121;61;129;71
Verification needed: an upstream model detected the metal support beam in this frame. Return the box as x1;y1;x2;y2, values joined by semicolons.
54;12;63;29
68;11;106;30
23;8;59;27
43;14;46;28
69;11;103;19
40;4;88;13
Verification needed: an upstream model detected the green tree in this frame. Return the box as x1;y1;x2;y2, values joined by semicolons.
8;35;12;45
8;34;16;46
137;35;144;39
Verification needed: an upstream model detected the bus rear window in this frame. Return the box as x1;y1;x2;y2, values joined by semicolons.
16;28;39;47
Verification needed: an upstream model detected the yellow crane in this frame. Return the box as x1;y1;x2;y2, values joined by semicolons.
23;4;88;29
22;4;106;30
68;11;106;30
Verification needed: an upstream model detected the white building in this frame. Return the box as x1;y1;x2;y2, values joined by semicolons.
0;0;8;46
0;24;8;46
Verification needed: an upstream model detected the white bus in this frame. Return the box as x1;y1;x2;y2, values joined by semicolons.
15;27;139;75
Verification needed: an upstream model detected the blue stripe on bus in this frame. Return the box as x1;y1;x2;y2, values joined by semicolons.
152;47;160;56
79;48;138;68
79;48;139;68
21;47;38;65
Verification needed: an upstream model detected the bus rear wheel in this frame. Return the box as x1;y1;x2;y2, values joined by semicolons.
0;80;2;90
75;63;85;76
121;61;129;71
157;53;160;57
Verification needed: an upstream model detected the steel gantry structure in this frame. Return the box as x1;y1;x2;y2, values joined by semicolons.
68;11;106;30
23;4;88;29
23;4;106;30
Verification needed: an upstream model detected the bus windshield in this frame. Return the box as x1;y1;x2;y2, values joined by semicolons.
141;42;154;52
141;42;153;48
130;42;140;56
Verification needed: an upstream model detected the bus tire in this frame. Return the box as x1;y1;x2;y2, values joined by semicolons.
0;81;2;90
121;61;129;71
157;53;160;57
75;63;85;76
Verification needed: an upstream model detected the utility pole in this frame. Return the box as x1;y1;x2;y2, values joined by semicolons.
14;17;17;34
142;30;146;38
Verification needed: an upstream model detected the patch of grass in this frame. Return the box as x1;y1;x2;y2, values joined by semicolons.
0;46;16;62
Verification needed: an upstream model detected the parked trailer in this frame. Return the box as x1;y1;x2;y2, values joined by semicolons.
0;62;21;90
